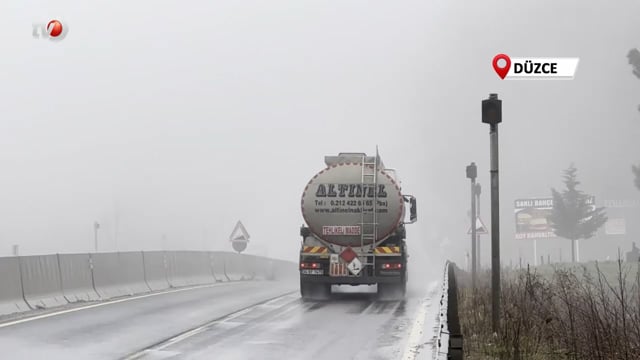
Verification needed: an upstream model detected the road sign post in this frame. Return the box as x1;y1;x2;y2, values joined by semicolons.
94;221;100;253
466;162;478;289
468;215;488;272
475;183;482;269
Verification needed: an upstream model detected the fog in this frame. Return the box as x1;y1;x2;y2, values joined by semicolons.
1;1;639;266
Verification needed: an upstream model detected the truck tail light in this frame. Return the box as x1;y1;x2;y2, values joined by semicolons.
300;262;321;269
382;263;402;270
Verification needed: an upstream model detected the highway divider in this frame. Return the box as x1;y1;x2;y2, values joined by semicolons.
0;251;296;318
92;253;138;299
222;252;250;281
0;257;31;315
211;252;228;282
167;251;216;287
58;253;100;302
118;252;152;295
20;255;67;309
142;251;170;291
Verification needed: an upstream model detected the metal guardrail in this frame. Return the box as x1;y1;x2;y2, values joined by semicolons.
435;260;463;360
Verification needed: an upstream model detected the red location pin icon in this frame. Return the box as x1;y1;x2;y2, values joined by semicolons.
492;54;511;79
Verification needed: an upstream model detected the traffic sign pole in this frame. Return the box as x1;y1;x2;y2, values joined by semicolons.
466;162;478;289
229;220;250;254
471;178;477;288
476;183;481;270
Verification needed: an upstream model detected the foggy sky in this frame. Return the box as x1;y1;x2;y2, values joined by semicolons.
1;1;639;264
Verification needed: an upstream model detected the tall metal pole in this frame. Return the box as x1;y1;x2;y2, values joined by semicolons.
471;178;477;286
94;221;99;252
93;223;98;252
475;183;481;271
490;122;500;333
482;93;502;334
466;163;477;289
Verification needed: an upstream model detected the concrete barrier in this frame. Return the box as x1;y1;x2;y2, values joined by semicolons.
1;251;296;317
91;253;124;299
92;252;150;299
238;255;295;281
262;258;277;280
166;251;215;287
208;252;225;282
142;251;170;291
211;251;231;281
0;257;30;316
223;252;251;281
243;254;269;280
119;252;151;295
58;253;99;302
211;252;229;281
19;255;67;309
271;258;298;281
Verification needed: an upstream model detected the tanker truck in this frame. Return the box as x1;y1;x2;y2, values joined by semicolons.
299;151;417;300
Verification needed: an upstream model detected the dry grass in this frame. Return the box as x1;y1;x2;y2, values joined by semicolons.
456;259;640;360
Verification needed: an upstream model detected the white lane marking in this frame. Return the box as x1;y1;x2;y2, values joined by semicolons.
401;281;440;360
219;308;253;322
134;350;182;359
0;281;246;329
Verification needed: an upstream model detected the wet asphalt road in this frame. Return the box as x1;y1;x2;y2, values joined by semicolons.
129;282;441;360
0;279;441;360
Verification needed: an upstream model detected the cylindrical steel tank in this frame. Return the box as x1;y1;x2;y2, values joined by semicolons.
301;162;405;247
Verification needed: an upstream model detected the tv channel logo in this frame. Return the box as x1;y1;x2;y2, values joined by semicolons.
33;20;68;41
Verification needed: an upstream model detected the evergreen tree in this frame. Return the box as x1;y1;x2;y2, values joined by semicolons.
628;49;640;112
628;48;640;79
549;164;607;262
627;50;640;192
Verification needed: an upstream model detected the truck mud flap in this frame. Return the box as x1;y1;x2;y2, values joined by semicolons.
300;280;331;301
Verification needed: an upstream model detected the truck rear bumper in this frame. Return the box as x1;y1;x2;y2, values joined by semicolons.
300;275;403;285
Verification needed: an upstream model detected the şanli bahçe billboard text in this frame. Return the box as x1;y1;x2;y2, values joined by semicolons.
514;196;595;240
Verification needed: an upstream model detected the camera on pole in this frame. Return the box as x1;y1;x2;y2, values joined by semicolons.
466;163;477;180
482;94;502;125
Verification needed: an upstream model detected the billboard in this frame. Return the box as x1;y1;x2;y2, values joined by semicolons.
605;218;626;235
514;198;555;239
515;196;597;239
603;199;640;236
